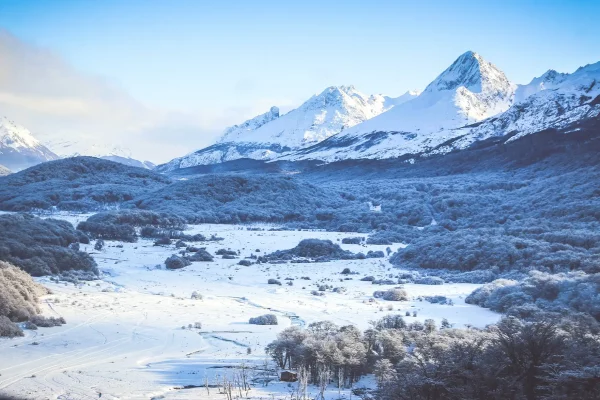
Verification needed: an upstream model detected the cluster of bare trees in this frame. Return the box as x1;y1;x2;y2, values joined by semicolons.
266;313;600;400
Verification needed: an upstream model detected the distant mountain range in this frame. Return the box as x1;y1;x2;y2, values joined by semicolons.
158;86;419;171
159;51;600;171
4;50;599;173
0;118;155;171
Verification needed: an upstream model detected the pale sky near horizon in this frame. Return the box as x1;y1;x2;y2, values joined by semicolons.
0;0;598;162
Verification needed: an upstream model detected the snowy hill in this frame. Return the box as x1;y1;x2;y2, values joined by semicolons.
0;117;59;171
285;51;518;162
158;86;418;171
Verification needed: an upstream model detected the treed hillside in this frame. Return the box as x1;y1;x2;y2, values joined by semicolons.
129;174;364;226
0;157;171;211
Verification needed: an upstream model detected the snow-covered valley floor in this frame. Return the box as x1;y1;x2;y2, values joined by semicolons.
0;221;499;400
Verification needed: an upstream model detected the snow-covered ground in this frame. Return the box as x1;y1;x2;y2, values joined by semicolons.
0;222;499;399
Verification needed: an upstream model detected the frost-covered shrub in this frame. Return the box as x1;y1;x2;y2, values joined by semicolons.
424;296;451;305
264;239;358;261
216;249;237;256
466;271;600;320
187;249;214;262
0;261;48;322
77;220;137;242
0;315;23;338
373;314;407;330
30;315;66;327
94;239;105;251
249;314;278;325
366;250;385;258
375;288;408;301
164;255;191;270
191;291;203;300
414;276;445;285
465;279;519;308
0;214;98;276
154;237;171;246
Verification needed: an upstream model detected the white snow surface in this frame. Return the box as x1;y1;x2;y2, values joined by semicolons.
0;218;498;399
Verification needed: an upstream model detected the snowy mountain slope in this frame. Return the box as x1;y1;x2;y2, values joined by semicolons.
447;61;600;151
46;140;156;170
158;86;418;171
0;164;11;176
0;116;59;171
218;106;281;143
283;51;517;162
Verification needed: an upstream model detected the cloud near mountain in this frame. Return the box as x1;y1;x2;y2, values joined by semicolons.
0;30;227;163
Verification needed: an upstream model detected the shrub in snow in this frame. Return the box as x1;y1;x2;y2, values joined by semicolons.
77;221;137;242
379;288;408;301
361;276;375;282
94;239;105;251
342;237;362;244
366;250;385;258
186;246;199;252
249;314;278;325
222;254;236;259
238;259;253;266
374;314;407;330
216;249;237;256
154;237;171;246
424;295;450;305
191;291;203;300
68;242;80;251
164;255;191;270
341;268;352;275
175;240;187;248
30;315;66;327
333;287;347;294
311;290;325;296
0;315;23;338
194;322;202;329
187;249;213;262
265;239;357;261
415;276;445;285
268;279;282;285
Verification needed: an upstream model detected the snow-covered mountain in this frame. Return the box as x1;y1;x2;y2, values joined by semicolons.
447;61;600;152
46;140;156;170
0;117;59;171
289;55;600;163
158;86;419;171
285;51;518;162
0;164;11;176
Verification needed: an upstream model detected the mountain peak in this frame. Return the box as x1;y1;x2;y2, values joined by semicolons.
424;51;510;94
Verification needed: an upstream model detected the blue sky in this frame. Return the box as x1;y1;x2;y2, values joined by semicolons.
0;0;598;161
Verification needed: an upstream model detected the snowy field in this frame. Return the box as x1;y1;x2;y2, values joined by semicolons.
0;218;499;399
